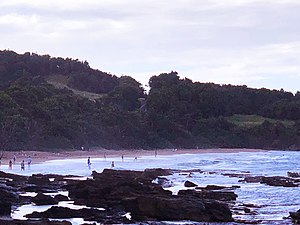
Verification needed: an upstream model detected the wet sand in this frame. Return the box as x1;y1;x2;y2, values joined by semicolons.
0;148;266;165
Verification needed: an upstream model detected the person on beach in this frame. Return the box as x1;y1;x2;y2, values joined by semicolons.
87;157;91;169
21;160;25;171
121;155;124;161
9;160;13;169
0;152;3;167
13;155;16;164
27;156;32;167
104;154;106;161
155;150;157;157
111;161;115;168
134;157;137;161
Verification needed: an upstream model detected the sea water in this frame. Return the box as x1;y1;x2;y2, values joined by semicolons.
3;150;300;224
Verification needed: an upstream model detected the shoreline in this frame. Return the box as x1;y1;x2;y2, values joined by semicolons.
0;148;268;165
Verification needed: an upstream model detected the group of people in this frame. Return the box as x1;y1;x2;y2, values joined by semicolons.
87;150;159;169
7;155;32;171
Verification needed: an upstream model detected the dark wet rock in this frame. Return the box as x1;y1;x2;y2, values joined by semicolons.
32;193;58;205
0;171;28;183
54;194;69;202
67;169;234;222
25;205;131;224
123;195;233;222
178;189;237;202
222;173;251;178
28;174;50;185
0;185;19;202
241;203;262;208
154;177;173;188
0;200;11;216
26;206;102;219
239;175;299;187
239;176;264;183
289;209;300;221
261;176;298;187
0;219;71;225
184;180;197;187
244;208;251;213
196;185;237;190
288;171;300;178
142;168;172;180
69;169;172;208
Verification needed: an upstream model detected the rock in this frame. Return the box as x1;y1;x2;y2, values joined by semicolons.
32;193;58;205
178;189;237;202
0;186;19;202
54;194;69;202
153;177;173;188
287;172;300;178
142;168;172;180
26;206;103;219
240;175;299;187
0;200;11;216
123;195;233;222
239;176;264;183
289;209;300;221
69;169;171;208
261;176;298;187
244;208;251;213
0;171;28;183
0;219;72;225
28;174;50;185
68;169;234;223
184;180;197;187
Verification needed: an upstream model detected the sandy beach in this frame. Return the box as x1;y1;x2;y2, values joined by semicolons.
0;148;266;165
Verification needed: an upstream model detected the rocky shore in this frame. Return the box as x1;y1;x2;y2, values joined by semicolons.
0;168;299;224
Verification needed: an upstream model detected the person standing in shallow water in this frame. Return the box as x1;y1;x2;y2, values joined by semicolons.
21;160;25;171
27;156;32;167
9;160;13;169
87;157;91;169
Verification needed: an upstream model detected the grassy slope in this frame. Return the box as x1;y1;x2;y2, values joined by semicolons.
226;114;295;128
46;74;105;101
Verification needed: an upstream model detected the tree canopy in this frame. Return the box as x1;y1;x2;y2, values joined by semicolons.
0;50;300;151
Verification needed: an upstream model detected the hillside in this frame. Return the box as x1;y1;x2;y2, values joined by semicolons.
1;50;300;151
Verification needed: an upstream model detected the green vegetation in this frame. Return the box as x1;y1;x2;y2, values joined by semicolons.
0;50;300;151
226;115;295;128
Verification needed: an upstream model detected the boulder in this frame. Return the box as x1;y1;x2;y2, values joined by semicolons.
184;180;197;187
28;174;50;185
54;194;69;202
123;195;233;222
32;193;58;205
289;209;300;221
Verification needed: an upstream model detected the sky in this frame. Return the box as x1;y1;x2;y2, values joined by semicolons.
0;0;300;92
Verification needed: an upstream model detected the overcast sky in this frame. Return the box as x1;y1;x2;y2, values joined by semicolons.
1;0;300;92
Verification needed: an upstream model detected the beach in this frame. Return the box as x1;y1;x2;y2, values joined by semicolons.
0;148;265;165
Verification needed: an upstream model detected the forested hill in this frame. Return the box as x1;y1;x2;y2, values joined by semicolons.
1;50;300;151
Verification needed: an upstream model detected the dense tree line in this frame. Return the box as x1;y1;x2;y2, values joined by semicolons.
1;50;300;151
